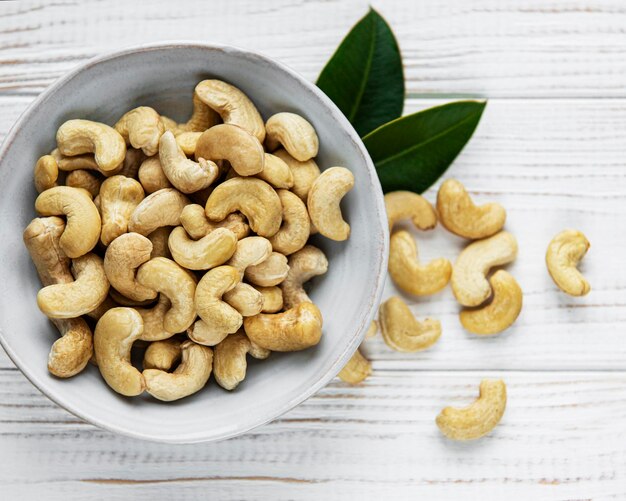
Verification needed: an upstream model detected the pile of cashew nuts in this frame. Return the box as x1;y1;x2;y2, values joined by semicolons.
339;178;591;441
24;79;355;401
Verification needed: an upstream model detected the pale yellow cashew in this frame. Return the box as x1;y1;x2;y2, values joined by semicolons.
35;186;101;258
143;338;182;371
66;170;101;198
180;204;249;241
546;229;591;296
223;283;264;317
257;153;294;189
138;157;172;194
34;155;59;193
243;302;323;352
269;189;310;255
50;148;103;174
307;167;354;241
273;148;320;201
159;131;219;193
213;332;269;390
384;191;437;232
103;232;156;302
337;349;371;385
177;93;221;133
168;226;237;270
195;124;264;177
128;188;190;236
136;295;173;341
226;236;273;275
176;131;202;156
451;231;518;307
94;307;145;396
460;270;523;335
280;245;328;309
245;252;290;287
388;230;452;296
108;289;154;307
136;257;197;332
437;179;506;239
379;296;441;352
114;106;164;156
253;285;283;313
436;379;507;441
143;340;213;401
56;119;126;173
147;226;173;259
265;112;319;162
160;115;180;135
192;265;243;346
99;175;145;245
195;79;266;142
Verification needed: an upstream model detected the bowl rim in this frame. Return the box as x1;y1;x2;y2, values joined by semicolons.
0;41;389;443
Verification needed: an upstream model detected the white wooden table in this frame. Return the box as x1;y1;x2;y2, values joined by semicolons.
2;1;626;499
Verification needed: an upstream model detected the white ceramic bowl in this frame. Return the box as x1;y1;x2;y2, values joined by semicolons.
0;42;388;443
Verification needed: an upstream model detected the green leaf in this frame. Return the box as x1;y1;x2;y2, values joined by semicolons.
363;101;486;194
316;8;404;137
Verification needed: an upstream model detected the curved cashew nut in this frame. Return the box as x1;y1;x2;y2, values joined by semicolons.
265;112;319;162
436;379;507;441
254;285;283;313
34;155;59;193
99;175;145;245
451;231;518;307
143;340;213;401
104;232;156;302
136;295;173;341
159;131;219;193
66;170;102;198
50;148;103;174
23;217;93;377
273;148;320;201
180;203;249;241
243;302;323;351
213;332;269;390
307;167;354;241
35;186;101;258
245;252;290;287
460;270;523;335
388;230;452;296
226;236;272;275
114;106;164;156
136;257;197;332
128;188;190;236
338;349;371;384
269;189;310;255
379;296;441;352
546;229;591;296
148;226;173;259
37;253;109;318
56;119;126;173
437;179;506;239
192;266;243;345
195;124;264;176
178;93;221;133
384;191;437;232
176;131;202;156
223;283;264;317
94;307;145;396
138;157;172;194
195;79;265;142
143;338;182;371
280;245;328;309
168;226;237;270
257;153;294;189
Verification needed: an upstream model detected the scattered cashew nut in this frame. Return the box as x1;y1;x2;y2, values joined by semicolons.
379;296;441;352
337;349;371;385
546;229;591;296
384;191;437;232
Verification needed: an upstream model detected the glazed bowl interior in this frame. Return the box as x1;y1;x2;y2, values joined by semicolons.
0;43;388;443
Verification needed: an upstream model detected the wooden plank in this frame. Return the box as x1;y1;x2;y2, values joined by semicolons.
0;0;624;97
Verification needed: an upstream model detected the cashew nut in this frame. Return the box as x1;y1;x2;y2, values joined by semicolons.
99;175;145;245
35;186;101;258
114;106;164;156
307;167;354;241
50;148;103;174
148;226;173;259
265;112;319;162
546;229;591;296
226;236;272;275
168;226;237;270
56;119;126;173
34;155;59;193
384;191;437;232
136;257;197;332
180;203;249;241
187;320;228;347
160;115;180;135
243;302;323;351
117;147;147;179
337;349;371;384
245;252;290;287
178;92;221;133
195;124;264;177
254;285;283;313
437;179;506;239
460;270;523;335
269;189;310;255
223;283;264;317
379;296;441;352
109;289;155;307
213;332;269;390
176;131;202;156
159;130;219;193
66;169;102;198
451;231;518;307
128;188;190;236
436;379;507;441
143;338;182;371
195;79;265;142
388;230;452;296
257;153;294;189
94;307;145;396
280;245;328;309
138;157;172;193
273;148;320;201
136;294;173;341
104;232;156;302
143;340;213;401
